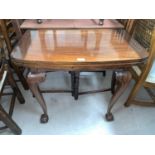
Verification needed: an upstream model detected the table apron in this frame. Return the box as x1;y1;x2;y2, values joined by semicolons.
12;60;146;71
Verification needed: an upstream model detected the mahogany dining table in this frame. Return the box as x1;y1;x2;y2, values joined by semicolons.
11;28;148;123
20;19;124;101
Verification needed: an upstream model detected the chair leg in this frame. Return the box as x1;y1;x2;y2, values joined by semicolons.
124;78;143;107
12;63;29;90
99;19;104;25
102;71;106;77
7;67;25;104
0;104;22;135
0;95;16;130
145;87;155;102
9;95;16;116
74;72;80;100
0;20;12;53
70;71;75;97
125;87;155;107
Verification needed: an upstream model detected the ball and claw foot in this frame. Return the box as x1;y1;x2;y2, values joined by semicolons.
40;114;49;123
105;113;114;121
124;102;130;107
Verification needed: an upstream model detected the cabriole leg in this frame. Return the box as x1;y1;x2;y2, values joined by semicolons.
105;70;132;121
27;72;49;123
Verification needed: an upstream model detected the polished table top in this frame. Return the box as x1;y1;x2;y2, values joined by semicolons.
11;29;148;70
20;19;124;29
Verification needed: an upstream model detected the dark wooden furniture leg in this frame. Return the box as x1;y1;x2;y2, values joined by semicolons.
27;72;49;123
105;70;132;121
12;63;29;90
0;20;12;52
99;19;104;25
7;67;25;104
0;104;22;135
102;71;106;77
37;19;43;24
74;72;80;100
70;71;75;97
11;19;23;39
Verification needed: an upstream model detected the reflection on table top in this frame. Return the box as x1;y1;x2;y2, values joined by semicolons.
11;29;148;68
20;19;124;29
